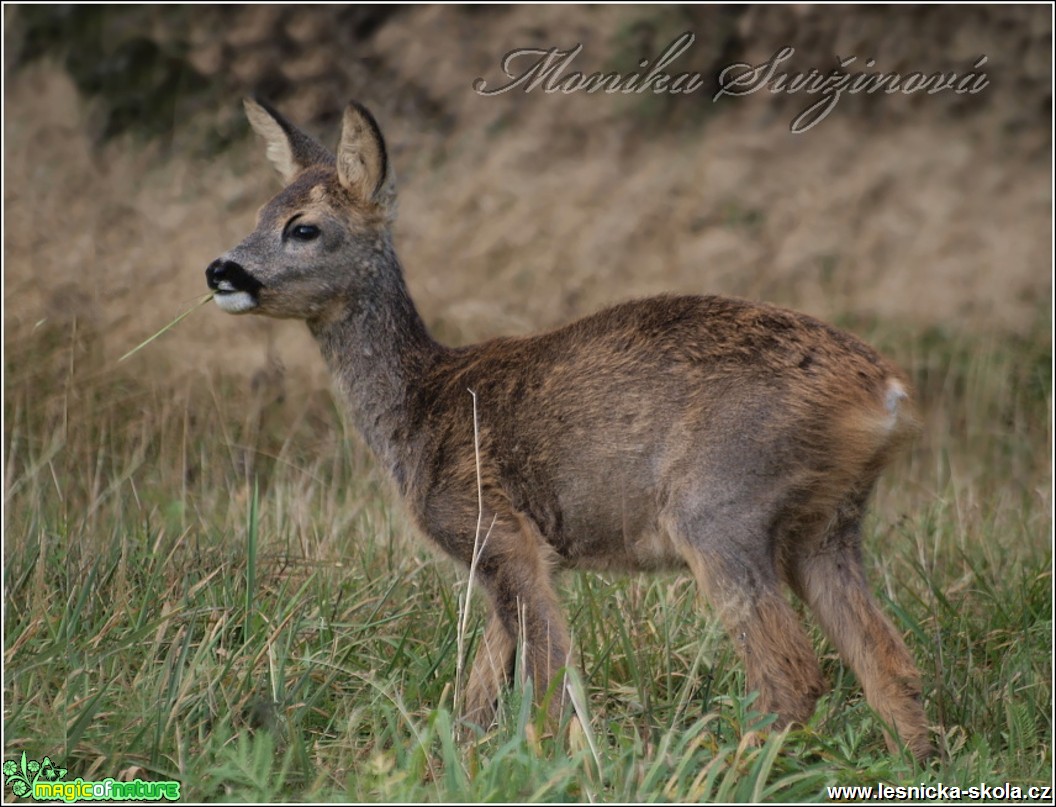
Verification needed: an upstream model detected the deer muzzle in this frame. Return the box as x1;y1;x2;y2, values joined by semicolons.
206;258;264;314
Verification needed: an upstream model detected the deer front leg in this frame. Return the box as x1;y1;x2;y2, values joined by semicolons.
465;521;571;729
463;610;516;730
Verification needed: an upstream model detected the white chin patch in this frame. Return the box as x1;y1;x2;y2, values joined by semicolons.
213;291;258;314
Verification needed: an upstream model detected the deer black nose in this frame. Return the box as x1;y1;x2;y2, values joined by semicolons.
206;258;240;290
205;259;263;294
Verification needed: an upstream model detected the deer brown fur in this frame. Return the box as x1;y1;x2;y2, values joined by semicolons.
206;98;933;761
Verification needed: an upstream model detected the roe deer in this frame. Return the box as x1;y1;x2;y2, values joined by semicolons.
205;98;933;761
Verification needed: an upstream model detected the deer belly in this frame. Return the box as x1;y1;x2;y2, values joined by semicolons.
545;488;685;572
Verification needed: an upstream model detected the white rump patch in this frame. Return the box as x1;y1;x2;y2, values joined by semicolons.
885;379;908;415
880;378;909;434
213;291;258;314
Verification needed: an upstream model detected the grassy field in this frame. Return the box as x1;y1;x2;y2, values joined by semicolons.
2;301;1050;802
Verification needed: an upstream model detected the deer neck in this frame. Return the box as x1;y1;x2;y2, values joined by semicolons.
307;250;443;492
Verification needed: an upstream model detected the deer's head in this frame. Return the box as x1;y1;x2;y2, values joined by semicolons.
206;99;396;323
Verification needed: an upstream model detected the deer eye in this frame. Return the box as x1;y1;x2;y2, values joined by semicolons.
289;223;320;241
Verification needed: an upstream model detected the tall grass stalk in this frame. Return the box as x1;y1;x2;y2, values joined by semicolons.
453;388;495;727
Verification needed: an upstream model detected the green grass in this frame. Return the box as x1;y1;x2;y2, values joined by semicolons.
3;313;1051;801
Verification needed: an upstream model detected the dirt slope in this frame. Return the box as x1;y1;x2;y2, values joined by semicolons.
3;5;1050;390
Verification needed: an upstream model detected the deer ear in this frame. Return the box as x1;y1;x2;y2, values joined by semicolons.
243;97;333;183
336;101;395;210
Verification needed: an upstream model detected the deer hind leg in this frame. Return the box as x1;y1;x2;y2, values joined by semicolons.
789;497;933;761
462;520;571;729
664;507;826;729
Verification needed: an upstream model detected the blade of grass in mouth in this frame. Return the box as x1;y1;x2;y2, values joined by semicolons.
117;293;214;363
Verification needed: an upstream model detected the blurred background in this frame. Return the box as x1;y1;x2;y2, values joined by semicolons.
3;4;1051;386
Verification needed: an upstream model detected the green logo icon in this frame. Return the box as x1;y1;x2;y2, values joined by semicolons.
3;753;67;797
3;753;180;802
